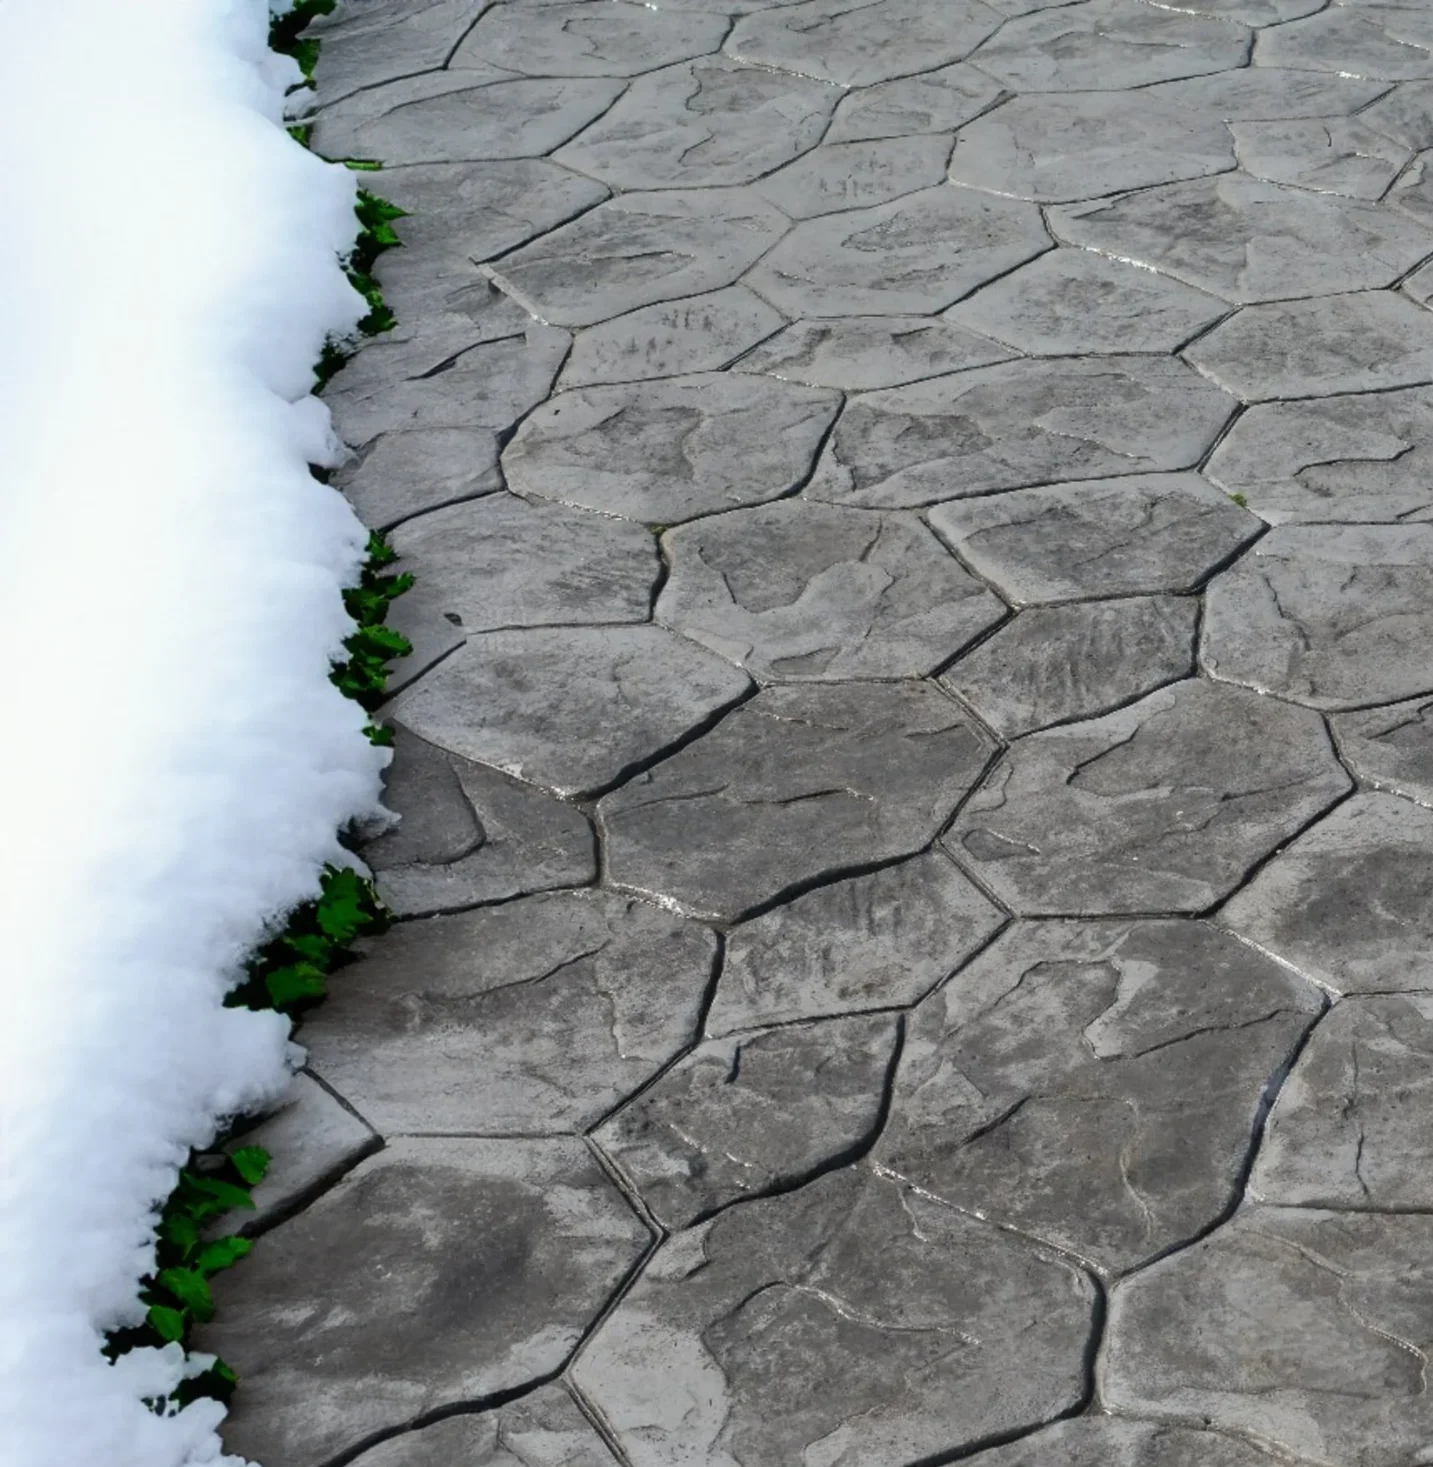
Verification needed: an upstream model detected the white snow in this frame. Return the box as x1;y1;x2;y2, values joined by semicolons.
0;3;388;1464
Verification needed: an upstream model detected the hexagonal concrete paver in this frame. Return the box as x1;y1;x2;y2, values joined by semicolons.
599;682;997;921
1252;994;1433;1209
657;500;1006;681
1103;1208;1433;1467
727;0;1004;87
1220;793;1433;996
594;1013;898;1228
304;890;715;1134
554;57;840;191
941;596;1198;738
972;1419;1281;1467
947;679;1351;914
1203;524;1433;709
560;287;785;389
392;625;752;799
710;852;1005;1034
1331;695;1433;807
1185;291;1433;402
389;494;659;632
806;359;1236;509
752;136;953;219
311;72;626;166
946;248;1227;355
363;726;595;918
1144;66;1393;120
343;1385;620;1467
1204;386;1433;523
484;190;789;327
948;92;1235;203
1257;6;1433;82
571;1168;1096;1467
1234;116;1412;198
928;473;1260;604
734;315;1012;390
971;0;1251;92
826;61;1006;144
1051;174;1431;302
452;1;727;77
503;373;842;523
208;1138;650;1467
745;185;1050;318
876;919;1320;1274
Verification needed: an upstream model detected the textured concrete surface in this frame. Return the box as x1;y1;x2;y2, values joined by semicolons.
206;4;1433;1465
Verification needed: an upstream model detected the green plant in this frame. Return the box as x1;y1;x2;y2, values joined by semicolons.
314;182;408;389
332;530;415;736
1229;492;1249;508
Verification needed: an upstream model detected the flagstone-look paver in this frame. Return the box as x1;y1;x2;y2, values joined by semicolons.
206;3;1433;1464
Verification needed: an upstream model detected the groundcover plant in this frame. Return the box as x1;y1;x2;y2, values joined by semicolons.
0;2;408;1463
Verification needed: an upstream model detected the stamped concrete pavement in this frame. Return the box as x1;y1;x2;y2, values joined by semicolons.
204;2;1433;1464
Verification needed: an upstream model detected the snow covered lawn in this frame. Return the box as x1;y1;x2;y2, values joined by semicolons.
0;2;387;1462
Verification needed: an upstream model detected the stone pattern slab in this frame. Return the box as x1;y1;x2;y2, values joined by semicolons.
220;4;1433;1464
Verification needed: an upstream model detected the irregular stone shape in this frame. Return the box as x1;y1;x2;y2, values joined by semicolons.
1203;524;1433;709
364;265;536;367
1331;695;1433;806
393;626;751;798
390;495;658;631
1257;7;1433;81
374;160;610;267
485;190;789;327
826;62;1006;144
453;1;727;76
734;315;1010;390
1103;1207;1433;1467
929;473;1259;604
364;726;595;918
595;1014;898;1228
971;0;1251;92
709;852;1005;1034
752;136;953;219
346;1385;620;1467
208;1139;650;1467
1252;995;1433;1209
1205;386;1433;523
503;373;841;523
658;501;1006;681
599;683;997;920
947;679;1350;914
727;0;1004;87
946;248;1226;355
555;56;839;191
216;1074;379;1237
308;0;493;108
973;1418;1279;1467
949;92;1235;202
747;185;1049;318
1186;291;1433;402
572;1168;1095;1467
1051;174;1431;303
806;359;1235;509
942;597;1198;738
305;890;715;1134
326;326;570;448
383;583;469;698
311;73;627;165
877;919;1321;1273
335;428;502;531
1220;793;1433;996
560;287;785;389
1234;116;1411;198
1360;78;1433;149
1144;67;1392;120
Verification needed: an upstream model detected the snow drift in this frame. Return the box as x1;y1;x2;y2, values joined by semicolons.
0;1;386;1463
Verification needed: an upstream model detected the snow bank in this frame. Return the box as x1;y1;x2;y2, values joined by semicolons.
0;2;386;1463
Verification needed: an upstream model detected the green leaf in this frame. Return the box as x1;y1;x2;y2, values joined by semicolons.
183;1173;257;1214
266;963;329;1009
229;1146;271;1186
343;158;384;172
282;932;333;965
366;722;395;747
159;1212;199;1256
195;1237;254;1277
147;1305;186;1343
156;1268;215;1323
